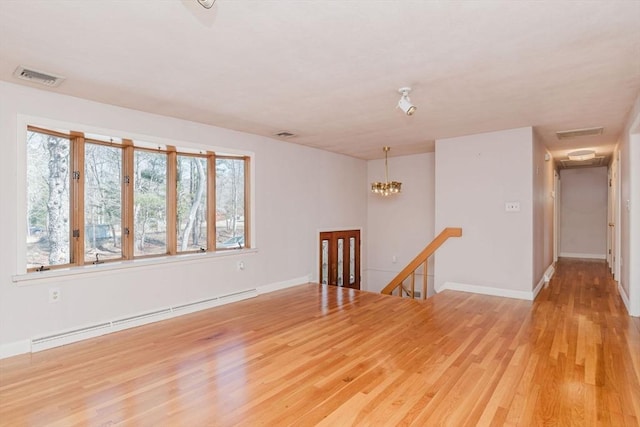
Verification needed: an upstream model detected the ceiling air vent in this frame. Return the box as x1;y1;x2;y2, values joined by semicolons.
13;66;65;87
555;127;603;140
274;131;296;138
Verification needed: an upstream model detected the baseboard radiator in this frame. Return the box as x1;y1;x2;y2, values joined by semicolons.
31;288;258;353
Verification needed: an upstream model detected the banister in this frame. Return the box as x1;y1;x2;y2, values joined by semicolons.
381;227;462;297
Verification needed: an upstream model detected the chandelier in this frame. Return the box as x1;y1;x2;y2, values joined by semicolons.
371;147;402;196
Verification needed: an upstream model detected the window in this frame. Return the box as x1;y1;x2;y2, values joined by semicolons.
177;155;208;252
133;150;167;256
216;157;245;250
24;125;250;272
84;142;122;263
26;129;71;268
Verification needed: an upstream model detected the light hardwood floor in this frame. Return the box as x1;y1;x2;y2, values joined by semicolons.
1;259;639;426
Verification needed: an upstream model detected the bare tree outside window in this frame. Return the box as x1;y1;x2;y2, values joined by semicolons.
177;156;207;251
84;143;122;262
134;150;167;256
216;158;244;248
26;130;70;267
24;125;250;270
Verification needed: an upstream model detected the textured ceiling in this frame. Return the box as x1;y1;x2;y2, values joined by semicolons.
0;0;639;161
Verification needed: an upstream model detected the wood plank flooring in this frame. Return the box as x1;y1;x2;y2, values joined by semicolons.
1;259;639;426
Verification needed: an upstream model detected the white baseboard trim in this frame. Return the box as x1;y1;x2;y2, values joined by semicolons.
0;339;31;359
29;288;259;354
437;281;534;301
617;283;640;316
544;264;555;282
559;252;606;260
618;282;631;313
530;263;556;300
257;274;311;295
1;276;311;359
533;277;546;300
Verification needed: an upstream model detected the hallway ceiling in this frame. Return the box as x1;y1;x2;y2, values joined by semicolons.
0;1;639;162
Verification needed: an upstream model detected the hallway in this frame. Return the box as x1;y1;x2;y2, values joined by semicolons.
0;259;638;425
526;258;640;425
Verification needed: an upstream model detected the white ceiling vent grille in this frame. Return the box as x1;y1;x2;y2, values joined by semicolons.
559;156;607;168
13;66;65;87
555;127;603;140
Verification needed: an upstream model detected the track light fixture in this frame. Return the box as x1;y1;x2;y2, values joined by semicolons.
397;87;416;116
197;0;216;9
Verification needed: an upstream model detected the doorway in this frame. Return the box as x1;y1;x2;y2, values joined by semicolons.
319;230;360;289
607;156;619;278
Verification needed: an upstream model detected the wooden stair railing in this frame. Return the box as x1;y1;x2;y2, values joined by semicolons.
381;227;462;299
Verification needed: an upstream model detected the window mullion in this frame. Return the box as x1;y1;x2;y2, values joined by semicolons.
207;152;216;251
70;132;85;266
122;139;134;260
244;156;251;249
167;146;177;255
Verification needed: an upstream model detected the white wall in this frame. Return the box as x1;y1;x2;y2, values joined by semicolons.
434;127;535;299
559;167;608;259
617;91;640;316
532;131;555;287
0;81;367;356
366;153;435;294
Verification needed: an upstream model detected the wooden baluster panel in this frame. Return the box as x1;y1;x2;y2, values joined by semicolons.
410;272;415;299
422;261;428;300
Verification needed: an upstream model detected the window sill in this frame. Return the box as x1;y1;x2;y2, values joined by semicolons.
12;248;258;285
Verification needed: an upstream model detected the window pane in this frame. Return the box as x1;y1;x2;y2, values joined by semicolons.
349;237;356;285
216;158;245;249
134;150;167;256
337;238;344;286
321;240;329;285
177;156;207;252
85;143;122;263
26;130;71;268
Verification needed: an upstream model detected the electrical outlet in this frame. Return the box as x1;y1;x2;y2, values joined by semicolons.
49;287;61;303
237;260;245;271
505;201;520;212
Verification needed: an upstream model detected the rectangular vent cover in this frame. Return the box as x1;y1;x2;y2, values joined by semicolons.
556;127;603;140
13;66;65;87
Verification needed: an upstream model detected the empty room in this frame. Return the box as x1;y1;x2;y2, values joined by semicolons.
1;1;639;425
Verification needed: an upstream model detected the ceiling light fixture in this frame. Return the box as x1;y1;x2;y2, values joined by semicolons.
197;0;216;9
397;87;416;116
567;149;596;161
371;147;402;196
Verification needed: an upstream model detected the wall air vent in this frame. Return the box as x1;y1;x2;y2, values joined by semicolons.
13;66;65;87
555;127;603;140
274;131;296;138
